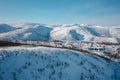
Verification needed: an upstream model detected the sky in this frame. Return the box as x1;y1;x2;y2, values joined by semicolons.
0;0;120;26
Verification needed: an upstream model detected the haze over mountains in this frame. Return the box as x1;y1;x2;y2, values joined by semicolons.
0;23;120;43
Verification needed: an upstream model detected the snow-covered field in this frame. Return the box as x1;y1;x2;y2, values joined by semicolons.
0;23;120;43
0;46;120;80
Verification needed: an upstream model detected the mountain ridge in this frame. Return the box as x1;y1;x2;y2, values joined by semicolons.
0;23;120;43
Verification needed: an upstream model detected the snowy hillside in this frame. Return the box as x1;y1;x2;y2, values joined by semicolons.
51;24;120;43
0;46;120;80
0;24;16;33
0;24;52;41
0;23;120;43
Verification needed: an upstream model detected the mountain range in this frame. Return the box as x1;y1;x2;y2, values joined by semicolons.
0;23;120;43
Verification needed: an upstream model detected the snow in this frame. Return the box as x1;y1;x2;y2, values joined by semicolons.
0;24;52;41
0;22;120;80
0;46;120;80
51;24;120;43
0;24;16;33
0;23;120;43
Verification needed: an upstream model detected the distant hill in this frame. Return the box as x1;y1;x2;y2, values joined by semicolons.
0;24;16;33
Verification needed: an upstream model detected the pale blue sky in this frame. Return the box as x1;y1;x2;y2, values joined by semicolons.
0;0;120;25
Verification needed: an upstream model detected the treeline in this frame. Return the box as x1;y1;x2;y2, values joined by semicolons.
0;41;21;46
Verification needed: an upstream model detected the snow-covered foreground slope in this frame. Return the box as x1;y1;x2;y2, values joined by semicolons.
0;46;120;80
0;23;120;43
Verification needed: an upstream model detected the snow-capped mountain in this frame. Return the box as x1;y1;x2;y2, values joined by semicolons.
0;23;120;43
0;24;16;33
0;46;120;80
0;24;52;41
51;24;120;43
